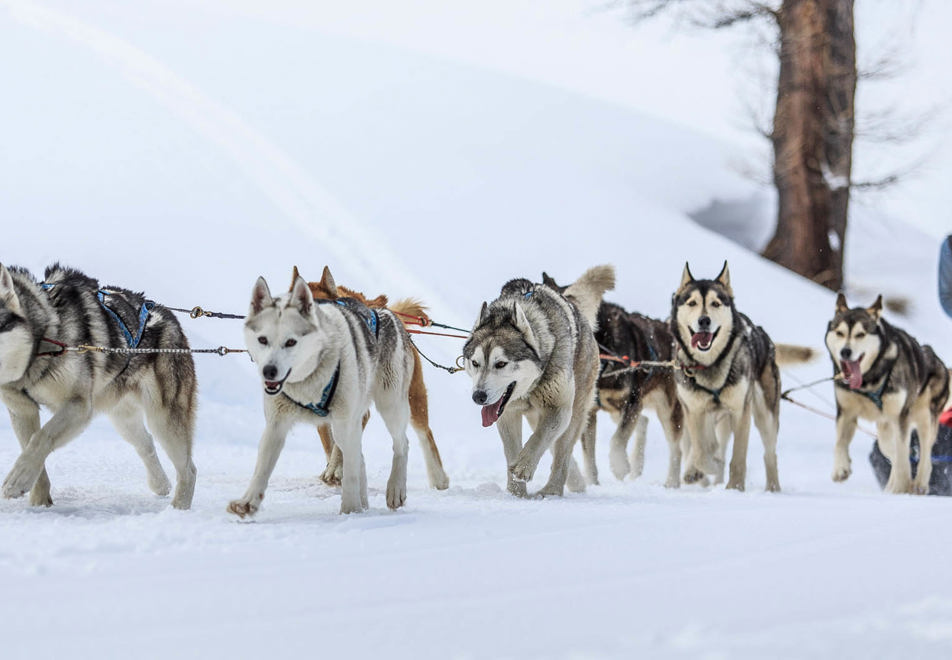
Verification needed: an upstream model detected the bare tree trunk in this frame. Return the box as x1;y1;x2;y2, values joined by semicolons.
762;0;855;291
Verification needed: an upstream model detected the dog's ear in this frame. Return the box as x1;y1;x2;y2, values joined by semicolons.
679;262;695;291
474;301;489;331
320;266;339;298
289;276;314;317
289;266;301;292
835;292;849;313
512;302;540;356
250;276;273;315
868;294;883;320
715;261;732;296
542;272;558;289
0;264;22;315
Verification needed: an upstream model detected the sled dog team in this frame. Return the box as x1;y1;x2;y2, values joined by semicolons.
0;260;947;516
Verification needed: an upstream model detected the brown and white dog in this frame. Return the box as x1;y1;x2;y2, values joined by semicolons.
292;266;450;491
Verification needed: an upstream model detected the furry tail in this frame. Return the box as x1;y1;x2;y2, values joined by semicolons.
390;298;431;326
775;343;819;366
563;264;616;330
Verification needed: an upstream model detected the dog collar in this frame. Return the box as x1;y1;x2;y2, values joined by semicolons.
282;362;340;417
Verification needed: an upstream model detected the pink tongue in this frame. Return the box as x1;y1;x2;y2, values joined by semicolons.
841;360;863;389
481;403;500;428
692;332;713;348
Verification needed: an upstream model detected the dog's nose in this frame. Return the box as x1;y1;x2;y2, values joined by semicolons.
840;347;852;360
472;390;488;405
698;316;711;329
263;364;278;380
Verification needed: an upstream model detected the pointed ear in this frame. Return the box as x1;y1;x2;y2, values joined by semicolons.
473;301;489;331
542;272;558;288
715;261;732;295
868;294;883;320
290;276;314;316
512;303;539;355
679;262;695;291
320;266;339;298
835;292;849;313
250;276;273;315
0;264;22;315
289;266;301;291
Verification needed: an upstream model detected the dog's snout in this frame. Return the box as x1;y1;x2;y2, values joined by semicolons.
472;390;488;405
840;347;852;360
262;364;278;380
698;316;711;329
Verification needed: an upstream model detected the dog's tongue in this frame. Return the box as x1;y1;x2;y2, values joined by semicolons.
481;400;503;428
691;332;714;348
841;360;863;390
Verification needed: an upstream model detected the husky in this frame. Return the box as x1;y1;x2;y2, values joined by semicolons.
463;265;615;497
541;274;684;487
0;263;197;509
228;269;416;517
292;266;449;491
825;294;949;494
671;262;813;492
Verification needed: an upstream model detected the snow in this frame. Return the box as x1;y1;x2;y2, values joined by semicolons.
1;2;951;659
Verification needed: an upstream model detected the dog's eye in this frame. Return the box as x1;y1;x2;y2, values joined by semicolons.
855;332;866;340
257;336;268;346
285;339;297;348
686;300;697;307
495;361;508;369
471;360;480;369
835;331;845;338
711;301;721;308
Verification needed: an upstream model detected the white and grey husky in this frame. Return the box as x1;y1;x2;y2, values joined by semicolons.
0;263;197;509
228;270;416;517
463;265;615;498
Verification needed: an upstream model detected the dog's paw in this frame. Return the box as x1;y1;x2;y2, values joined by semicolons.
831;464;851;482
682;467;706;484
148;470;172;497
534;485;564;499
386;479;407;510
912;482;929;496
29;489;53;507
227;497;260;518
339;497;367;515
765;479;781;493
884;478;912;495
664;475;681;489
2;459;41;500
725;478;745;492
510;459;536;485
609;447;631;481
429;469;450;491
507;478;528;498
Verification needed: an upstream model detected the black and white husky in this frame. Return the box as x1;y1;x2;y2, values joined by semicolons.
671;262;813;491
228;270;415;517
826;293;949;494
0;263;197;509
462;265;615;498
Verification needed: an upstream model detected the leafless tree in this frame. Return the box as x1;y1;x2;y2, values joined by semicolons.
625;0;857;290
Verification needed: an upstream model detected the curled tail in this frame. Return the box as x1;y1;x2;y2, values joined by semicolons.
563;264;616;330
390;298;430;326
775;343;819;366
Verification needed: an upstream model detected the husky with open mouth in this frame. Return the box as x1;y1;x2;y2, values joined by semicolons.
672;262;814;491
228;269;416;517
463;265;615;497
825;293;949;494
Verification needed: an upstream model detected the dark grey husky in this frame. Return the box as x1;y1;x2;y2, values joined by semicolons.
0;263;197;508
825;293;949;494
463;265;614;498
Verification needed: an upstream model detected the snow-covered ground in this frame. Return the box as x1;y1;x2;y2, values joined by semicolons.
1;2;951;659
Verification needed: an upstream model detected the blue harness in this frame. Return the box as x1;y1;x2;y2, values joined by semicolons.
283;362;341;418
40;283;154;349
318;298;378;337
